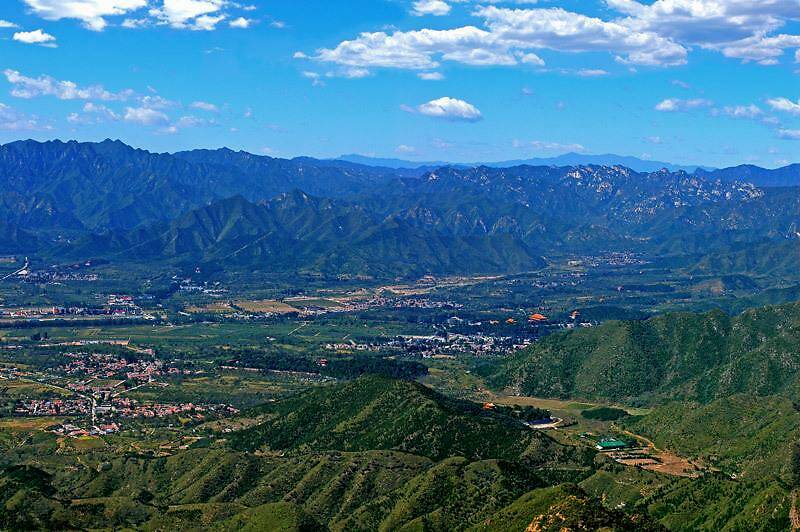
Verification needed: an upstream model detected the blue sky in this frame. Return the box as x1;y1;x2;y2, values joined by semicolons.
1;1;800;168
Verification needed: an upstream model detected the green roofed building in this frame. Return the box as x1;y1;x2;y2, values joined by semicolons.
595;438;628;451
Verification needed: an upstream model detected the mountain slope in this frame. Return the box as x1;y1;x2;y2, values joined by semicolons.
229;376;567;464
0;139;399;232
484;302;800;405
338;152;707;174
697;165;800;187
68;192;546;276
0;376;599;531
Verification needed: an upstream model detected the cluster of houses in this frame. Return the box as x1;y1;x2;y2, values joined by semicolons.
15;398;90;417
60;352;165;381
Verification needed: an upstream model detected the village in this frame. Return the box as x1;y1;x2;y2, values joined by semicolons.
1;350;238;439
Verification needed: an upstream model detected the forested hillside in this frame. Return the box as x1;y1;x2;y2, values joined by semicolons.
484;302;800;404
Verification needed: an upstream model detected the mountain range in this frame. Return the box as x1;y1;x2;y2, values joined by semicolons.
3;139;800;277
337;153;714;174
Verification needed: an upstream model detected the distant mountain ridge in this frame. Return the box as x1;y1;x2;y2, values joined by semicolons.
696;164;800;188
337;152;713;174
2;139;800;277
339;153;800;187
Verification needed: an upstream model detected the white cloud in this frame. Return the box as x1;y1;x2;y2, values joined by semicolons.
22;0;254;31
229;16;252;28
190;100;219;112
723;104;763;119
22;0;147;31
312;6;686;74
0;20;19;28
316;26;503;70
138;94;175;109
4;69;133;101
412;0;451;16
415;96;483;122
479;6;688;66
519;52;545;66
0;103;48;131
121;17;150;28
302;71;325;87
174;115;214;128
156;114;213;134
150;0;221;26
654;97;713;112
608;0;800;64
576;69;609;77
88;102;119;118
778;128;800;140
395;144;416;154
69;102;121;124
12;29;57;46
340;67;371;79
194;14;227;31
514;139;586;152
767;97;800;115
418;72;445;80
124;106;169;125
310;0;800;76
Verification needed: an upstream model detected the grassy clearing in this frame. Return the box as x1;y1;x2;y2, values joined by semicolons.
234;299;299;313
0;417;61;432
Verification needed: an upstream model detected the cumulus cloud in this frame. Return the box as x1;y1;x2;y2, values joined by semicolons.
478;6;687;66
12;29;57;46
414;96;483;122
576;69;609;77
229;17;252;29
3;69;134;101
412;0;451;17
22;0;147;31
190;100;219;112
123;106;169;125
311;6;686;73
149;0;228;30
654;97;713;112
0;103;48;131
68;102;122;125
418;72;445;80
308;0;800;76
723;104;763;119
22;0;254;32
316;26;502;70
519;52;545;66
607;0;800;64
0;20;19;28
767;96;800;115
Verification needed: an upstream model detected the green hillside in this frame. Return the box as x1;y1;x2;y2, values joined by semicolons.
626;395;800;479
1;374;796;530
69;193;546;277
0;377;595;531
471;484;660;532
485;302;800;405
229;376;567;464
